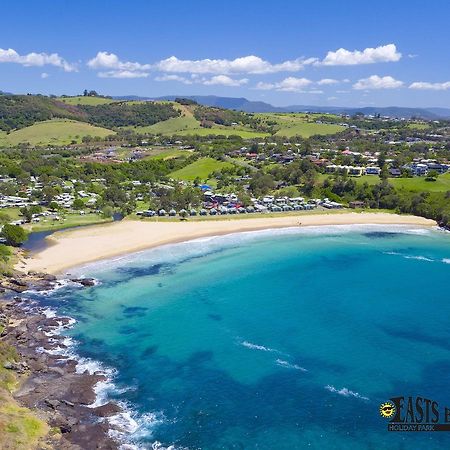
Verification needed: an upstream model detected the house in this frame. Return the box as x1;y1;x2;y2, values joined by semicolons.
389;168;401;177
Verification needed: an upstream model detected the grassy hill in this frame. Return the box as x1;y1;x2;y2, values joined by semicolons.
0;95;180;133
258;113;346;138
170;157;233;181
174;127;268;138
59;96;118;105
0;119;114;146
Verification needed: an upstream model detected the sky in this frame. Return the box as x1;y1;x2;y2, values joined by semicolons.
1;0;449;108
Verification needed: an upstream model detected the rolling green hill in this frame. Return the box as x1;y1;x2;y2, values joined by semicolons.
59;96;118;105
1;119;114;146
258;113;346;138
0;95;180;132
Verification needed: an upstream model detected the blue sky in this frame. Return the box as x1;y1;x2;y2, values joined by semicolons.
1;0;449;107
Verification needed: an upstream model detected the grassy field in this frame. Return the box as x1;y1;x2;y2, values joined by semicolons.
320;173;450;192
27;213;112;232
169;157;234;181
175;127;269;138
1;120;114;146
146;148;193;160
275;122;345;138
258;113;345;138
407;122;430;130
58;96;118;105
134;115;201;135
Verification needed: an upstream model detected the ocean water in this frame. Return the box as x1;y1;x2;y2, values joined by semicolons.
29;225;450;449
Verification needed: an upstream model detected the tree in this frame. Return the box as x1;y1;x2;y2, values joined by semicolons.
426;170;439;181
101;205;114;219
48;201;59;211
1;224;28;246
73;198;85;210
20;205;42;222
249;172;275;196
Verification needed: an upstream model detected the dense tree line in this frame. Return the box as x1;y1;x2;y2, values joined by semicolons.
0;95;180;131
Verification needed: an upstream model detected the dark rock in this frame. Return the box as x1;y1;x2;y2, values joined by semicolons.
45;398;61;410
71;278;96;287
91;402;122;417
43;274;57;281
11;278;28;287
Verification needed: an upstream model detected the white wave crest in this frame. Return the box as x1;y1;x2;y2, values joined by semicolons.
384;251;434;262
240;340;283;354
325;385;369;401
443;258;450;264
275;359;307;372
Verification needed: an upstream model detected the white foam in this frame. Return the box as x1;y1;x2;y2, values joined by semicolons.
325;385;369;401
384;251;434;262
240;340;283;354
108;409;166;446
275;358;307;372
443;258;450;264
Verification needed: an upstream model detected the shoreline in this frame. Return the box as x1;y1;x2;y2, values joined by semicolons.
17;212;436;274
0;295;122;449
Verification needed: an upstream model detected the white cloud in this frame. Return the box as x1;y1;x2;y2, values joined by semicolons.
98;70;149;78
255;77;317;93
353;75;403;90
320;44;401;66
317;78;339;85
327;96;338;101
155;74;193;84
409;81;450;91
156;55;316;74
88;51;151;78
0;47;76;72
155;73;247;87
41;72;49;79
202;75;248;86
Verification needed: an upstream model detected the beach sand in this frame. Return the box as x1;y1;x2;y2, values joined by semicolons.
18;212;436;274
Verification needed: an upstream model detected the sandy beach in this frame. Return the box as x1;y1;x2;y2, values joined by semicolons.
18;212;436;274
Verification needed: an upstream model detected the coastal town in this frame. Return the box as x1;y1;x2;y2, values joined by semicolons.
1;104;449;243
1;4;450;445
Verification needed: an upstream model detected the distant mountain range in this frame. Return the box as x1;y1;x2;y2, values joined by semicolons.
113;94;450;120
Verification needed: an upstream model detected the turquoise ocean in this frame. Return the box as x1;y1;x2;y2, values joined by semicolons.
29;225;450;449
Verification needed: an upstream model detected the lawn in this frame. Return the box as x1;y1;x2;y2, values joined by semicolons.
58;96;118;105
0;208;22;221
275;122;345;138
169;157;233;181
407;123;430;130
134;115;201;134
257;113;345;138
175;127;269;138
320;173;450;192
3;119;115;146
146;148;193;160
27;213;112;232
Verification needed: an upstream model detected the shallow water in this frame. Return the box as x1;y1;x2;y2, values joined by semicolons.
28;225;450;449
